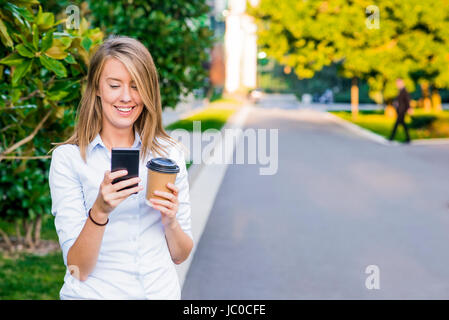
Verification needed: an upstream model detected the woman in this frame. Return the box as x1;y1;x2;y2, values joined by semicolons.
48;36;193;299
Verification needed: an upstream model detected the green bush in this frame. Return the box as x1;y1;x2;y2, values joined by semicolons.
409;115;438;129
84;0;213;109
0;0;103;251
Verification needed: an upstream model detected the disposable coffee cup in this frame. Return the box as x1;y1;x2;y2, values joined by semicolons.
145;157;180;207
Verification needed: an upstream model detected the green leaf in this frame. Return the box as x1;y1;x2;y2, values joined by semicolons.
58;37;72;49
12;59;32;85
5;2;34;24
32;24;39;50
39;55;67;77
0;18;13;47
29;207;36;220
81;37;93;52
33;77;44;91
47;90;69;101
36;6;54;30
41;32;53;52
16;44;35;58
44;37;71;59
17;34;37;53
44;46;68;59
0;53;24;66
64;54;76;64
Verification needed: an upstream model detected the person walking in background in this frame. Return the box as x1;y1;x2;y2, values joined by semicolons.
389;78;411;143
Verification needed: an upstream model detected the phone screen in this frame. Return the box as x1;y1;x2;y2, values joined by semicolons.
111;148;140;193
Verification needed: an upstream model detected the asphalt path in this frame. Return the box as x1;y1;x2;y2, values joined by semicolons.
182;95;449;299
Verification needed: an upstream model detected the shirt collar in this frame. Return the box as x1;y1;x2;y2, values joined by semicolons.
87;129;142;154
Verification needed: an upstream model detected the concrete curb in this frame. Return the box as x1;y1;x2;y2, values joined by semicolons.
323;111;393;146
410;138;449;146
175;104;253;290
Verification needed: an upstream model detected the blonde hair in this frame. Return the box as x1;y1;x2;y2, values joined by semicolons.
49;35;179;163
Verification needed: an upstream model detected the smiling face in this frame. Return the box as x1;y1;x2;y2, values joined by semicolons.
97;58;144;131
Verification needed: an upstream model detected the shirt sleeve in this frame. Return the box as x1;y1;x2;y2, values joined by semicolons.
49;145;88;267
173;145;193;241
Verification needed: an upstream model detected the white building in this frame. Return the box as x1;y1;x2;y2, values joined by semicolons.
224;0;259;93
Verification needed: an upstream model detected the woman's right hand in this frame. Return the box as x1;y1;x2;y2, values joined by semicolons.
92;170;143;215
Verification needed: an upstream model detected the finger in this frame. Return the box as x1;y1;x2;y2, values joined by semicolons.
154;190;176;201
103;170;112;184
112;176;141;192
166;183;179;194
110;185;144;200
149;198;174;209
152;203;171;214
105;170;128;184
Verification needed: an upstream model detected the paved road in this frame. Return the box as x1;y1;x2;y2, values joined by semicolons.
181;95;449;299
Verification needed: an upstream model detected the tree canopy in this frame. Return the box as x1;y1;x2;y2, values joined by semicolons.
249;0;449;103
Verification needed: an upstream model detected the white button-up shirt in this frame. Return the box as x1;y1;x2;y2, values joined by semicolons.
48;130;193;299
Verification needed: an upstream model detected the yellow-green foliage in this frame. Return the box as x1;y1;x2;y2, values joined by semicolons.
249;0;449;102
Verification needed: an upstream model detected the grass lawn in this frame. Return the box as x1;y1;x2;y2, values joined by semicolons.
0;213;63;300
330;109;449;142
165;101;239;132
0;101;240;299
0;251;65;299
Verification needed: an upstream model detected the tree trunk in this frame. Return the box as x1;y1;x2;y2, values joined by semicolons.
0;228;15;252
385;103;396;118
34;215;42;247
15;219;23;245
351;78;359;119
421;82;432;112
24;219;35;250
431;89;442;112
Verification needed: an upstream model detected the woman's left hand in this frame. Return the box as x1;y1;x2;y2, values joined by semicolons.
149;182;179;228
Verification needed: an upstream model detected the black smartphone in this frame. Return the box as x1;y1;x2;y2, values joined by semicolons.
111;148;140;193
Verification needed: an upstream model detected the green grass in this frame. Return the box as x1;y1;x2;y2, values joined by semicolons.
165;105;238;132
330;109;449;142
0;214;63;299
0;251;65;299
